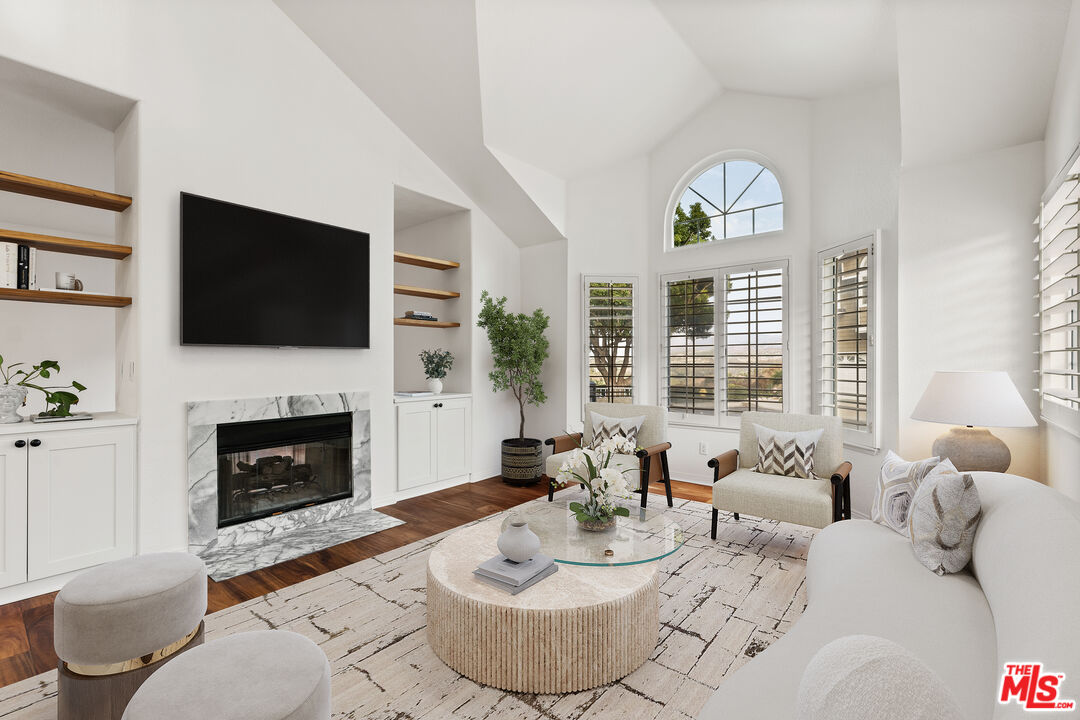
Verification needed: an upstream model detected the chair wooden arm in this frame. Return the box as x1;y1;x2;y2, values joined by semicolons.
635;442;672;460
830;461;852;486
829;461;852;522
708;449;739;483
545;433;582;454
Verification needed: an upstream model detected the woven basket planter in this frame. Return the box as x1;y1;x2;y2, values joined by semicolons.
501;438;543;486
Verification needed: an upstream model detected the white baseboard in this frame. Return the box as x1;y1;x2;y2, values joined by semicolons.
373;474;473;508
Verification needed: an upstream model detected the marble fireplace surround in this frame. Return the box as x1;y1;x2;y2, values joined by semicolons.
187;392;384;561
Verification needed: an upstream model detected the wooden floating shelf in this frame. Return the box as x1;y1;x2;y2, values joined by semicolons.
394;318;461;328
0;170;131;212
0;288;132;308
393;251;460;271
394;284;460;300
0;227;131;260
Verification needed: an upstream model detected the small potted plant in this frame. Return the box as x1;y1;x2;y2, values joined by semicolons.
419;348;454;394
476;290;550;485
552;434;636;530
0;355;87;424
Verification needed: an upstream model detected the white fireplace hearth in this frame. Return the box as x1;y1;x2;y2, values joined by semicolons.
186;391;401;579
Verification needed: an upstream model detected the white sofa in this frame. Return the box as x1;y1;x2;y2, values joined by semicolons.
698;472;1080;719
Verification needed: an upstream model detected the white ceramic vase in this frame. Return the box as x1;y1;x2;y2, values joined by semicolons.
497;519;541;563
0;385;27;424
426;377;443;394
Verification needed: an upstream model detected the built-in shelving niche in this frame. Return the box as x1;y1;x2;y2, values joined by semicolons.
392;185;471;392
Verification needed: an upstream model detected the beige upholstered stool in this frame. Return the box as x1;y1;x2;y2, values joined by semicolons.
121;630;332;720
54;552;207;720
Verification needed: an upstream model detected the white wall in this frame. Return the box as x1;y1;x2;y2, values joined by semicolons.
0;86;124;416
0;0;522;551
897;141;1044;481
1045;0;1080;187
519;239;568;441
810;83;901;517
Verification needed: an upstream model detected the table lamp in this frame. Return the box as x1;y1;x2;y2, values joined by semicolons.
910;371;1036;472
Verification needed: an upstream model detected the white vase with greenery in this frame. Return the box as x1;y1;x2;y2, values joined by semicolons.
419;348;453;395
553;435;637;531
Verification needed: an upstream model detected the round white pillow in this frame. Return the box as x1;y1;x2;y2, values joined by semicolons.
796;635;964;720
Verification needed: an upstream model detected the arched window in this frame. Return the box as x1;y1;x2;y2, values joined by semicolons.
672;159;783;247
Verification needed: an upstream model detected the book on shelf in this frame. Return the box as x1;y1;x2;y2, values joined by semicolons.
475;553;555;586
405;310;437;320
0;242;15;289
473;563;558;595
394;391;434;398
28;248;37;290
16;245;29;289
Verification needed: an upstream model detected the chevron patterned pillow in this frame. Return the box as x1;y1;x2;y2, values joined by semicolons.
908;463;982;575
753;424;824;479
587;412;646;451
871;451;945;537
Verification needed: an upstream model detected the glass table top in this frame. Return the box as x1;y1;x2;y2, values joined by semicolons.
500;496;685;567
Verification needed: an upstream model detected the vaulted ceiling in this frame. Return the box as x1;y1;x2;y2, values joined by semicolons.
277;0;1073;246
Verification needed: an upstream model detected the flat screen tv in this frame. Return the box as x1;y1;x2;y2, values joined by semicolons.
181;192;370;348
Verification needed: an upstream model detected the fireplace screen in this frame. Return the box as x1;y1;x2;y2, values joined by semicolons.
217;412;353;528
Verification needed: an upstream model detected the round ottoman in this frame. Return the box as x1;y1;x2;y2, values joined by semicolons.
122;631;331;720
54;552;207;720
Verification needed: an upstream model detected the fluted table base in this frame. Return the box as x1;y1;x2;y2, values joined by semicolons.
425;519;660;693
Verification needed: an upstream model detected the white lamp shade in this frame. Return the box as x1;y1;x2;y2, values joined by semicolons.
911;371;1037;428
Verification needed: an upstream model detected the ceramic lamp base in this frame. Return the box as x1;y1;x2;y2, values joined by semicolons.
931;426;1011;473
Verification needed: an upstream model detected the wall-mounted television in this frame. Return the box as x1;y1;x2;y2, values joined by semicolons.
180;193;370;348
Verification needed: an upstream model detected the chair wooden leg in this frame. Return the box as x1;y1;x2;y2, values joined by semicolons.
733;512;739;521
660;451;673;507
844;477;852;519
639;457;651;509
711;508;718;540
546;476;554;502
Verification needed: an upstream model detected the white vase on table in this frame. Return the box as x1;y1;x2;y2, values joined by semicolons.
426;378;443;394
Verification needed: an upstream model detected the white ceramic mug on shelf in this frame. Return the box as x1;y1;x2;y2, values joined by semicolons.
55;272;83;291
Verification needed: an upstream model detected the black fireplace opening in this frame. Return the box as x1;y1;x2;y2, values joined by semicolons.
216;412;353;528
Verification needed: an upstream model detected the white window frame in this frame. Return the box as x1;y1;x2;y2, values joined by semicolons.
1036;144;1080;438
814;233;880;451
664;149;785;253
658;259;789;429
582;275;638;413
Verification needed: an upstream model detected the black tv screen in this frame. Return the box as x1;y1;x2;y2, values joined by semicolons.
181;193;370;348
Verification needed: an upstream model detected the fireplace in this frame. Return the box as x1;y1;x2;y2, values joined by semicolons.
216;412;353;528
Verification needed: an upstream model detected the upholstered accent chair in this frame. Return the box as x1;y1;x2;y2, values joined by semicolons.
708;412;852;538
544;403;673;508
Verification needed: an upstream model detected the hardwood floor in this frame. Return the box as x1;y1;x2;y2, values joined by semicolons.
0;475;711;688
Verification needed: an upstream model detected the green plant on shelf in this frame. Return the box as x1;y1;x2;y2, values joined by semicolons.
419;348;454;380
0;355;87;417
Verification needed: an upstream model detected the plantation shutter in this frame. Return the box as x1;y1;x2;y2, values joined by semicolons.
584;277;636;404
1037;150;1080;434
724;265;785;414
817;236;877;445
661;272;718;421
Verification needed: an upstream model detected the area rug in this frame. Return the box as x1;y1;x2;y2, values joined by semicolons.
0;493;815;719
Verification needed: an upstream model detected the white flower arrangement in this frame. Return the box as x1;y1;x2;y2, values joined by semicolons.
553;432;639;528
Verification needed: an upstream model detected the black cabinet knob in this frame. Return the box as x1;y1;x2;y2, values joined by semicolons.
14;440;25;448
29;439;41;447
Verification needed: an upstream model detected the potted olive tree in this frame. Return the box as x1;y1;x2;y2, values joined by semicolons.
476;290;550;485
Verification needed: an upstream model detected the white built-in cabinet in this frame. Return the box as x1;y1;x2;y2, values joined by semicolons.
0;414;136;590
396;394;471;491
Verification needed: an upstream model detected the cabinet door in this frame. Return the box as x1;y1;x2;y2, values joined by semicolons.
397;403;437;491
436;398;471;482
0;439;28;589
26;426;136;581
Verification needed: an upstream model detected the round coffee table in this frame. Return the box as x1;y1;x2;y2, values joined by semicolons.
426;499;684;693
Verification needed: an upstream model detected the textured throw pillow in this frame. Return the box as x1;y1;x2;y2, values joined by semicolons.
753;424;824;479
908;463;982;576
871;451;943;537
796;635;965;720
587;412;645;451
